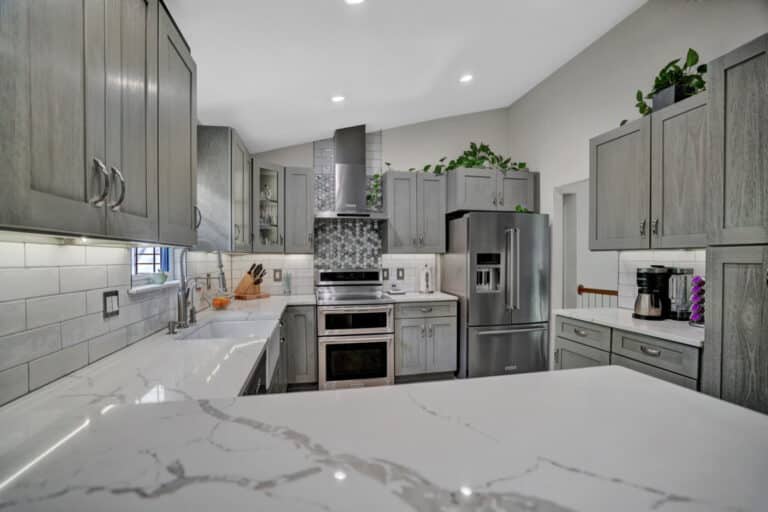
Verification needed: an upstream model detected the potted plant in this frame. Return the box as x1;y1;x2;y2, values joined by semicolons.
636;48;707;115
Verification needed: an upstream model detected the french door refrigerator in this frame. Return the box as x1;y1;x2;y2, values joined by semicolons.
442;212;550;378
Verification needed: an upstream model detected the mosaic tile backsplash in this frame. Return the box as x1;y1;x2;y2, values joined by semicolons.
314;219;383;269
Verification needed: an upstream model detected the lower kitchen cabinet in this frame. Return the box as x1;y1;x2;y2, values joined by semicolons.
554;337;609;370
395;304;457;377
611;354;697;390
283;306;317;385
703;246;768;414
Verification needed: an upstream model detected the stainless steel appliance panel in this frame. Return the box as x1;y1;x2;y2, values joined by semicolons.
467;324;548;377
317;304;393;337
318;335;394;389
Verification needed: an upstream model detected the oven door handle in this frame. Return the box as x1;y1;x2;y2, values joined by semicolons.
318;305;393;314
318;335;394;345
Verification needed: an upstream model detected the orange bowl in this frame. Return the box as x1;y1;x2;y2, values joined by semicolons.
211;296;231;310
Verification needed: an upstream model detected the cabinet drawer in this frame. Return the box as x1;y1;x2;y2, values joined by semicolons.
396;302;457;319
555;316;611;351
554;337;609;370
611;329;699;379
611;354;697;390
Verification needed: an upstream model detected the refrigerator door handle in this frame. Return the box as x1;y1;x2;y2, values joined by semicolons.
477;326;547;336
505;228;520;310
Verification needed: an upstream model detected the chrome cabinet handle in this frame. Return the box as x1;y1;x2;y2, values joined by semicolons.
90;158;110;207
420;325;426;337
194;206;202;229
499;193;504;206
234;224;241;240
279;234;284;245
640;346;661;357
652;218;659;236
419;234;424;245
492;196;497;206
640;219;647;237
419;307;433;313
280;337;285;345
573;328;588;337
108;166;126;211
427;325;433;338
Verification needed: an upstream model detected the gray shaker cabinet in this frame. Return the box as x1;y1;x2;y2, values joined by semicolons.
284;168;315;254
702;246;768;415
589;116;651;250
252;161;285;253
283;306;317;385
196;126;251;252
0;0;108;237
446;168;539;214
554;337;610;370
427;316;458;373
395;318;428;376
383;172;445;253
497;171;538;212
650;93;708;249
105;0;160;243
707;34;768;246
158;2;197;246
395;304;457;376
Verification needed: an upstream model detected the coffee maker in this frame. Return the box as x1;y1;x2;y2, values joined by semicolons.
633;266;670;320
668;267;693;321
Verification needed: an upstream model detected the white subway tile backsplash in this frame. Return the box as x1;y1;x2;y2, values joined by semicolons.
27;292;86;329
0;268;59;301
29;342;88;390
85;246;130;265
0;364;29;406
60;266;107;292
25;243;86;267
88;328;128;362
107;265;131;286
0;242;25;267
617;249;705;310
61;312;110;348
0;301;26;337
0;324;61;371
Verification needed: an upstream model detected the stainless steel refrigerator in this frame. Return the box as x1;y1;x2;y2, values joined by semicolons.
442;212;550;378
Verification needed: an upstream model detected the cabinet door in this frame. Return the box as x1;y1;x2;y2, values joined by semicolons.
707;34;768;246
427;317;457;373
651;93;707;249
589;116;651;250
231;131;250;252
395;318;427;376
252;163;285;252
284;168;314;254
385;172;418;252
158;4;197;246
0;0;107;236
105;0;159;242
446;168;497;213
703;246;768;414
284;306;317;385
497;171;536;212
418;173;446;253
554;337;609;370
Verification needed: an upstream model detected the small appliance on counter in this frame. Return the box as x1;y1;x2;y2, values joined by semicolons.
419;264;434;294
668;267;693;321
633;266;670;321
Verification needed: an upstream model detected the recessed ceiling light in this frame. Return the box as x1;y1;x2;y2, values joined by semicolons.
331;95;345;103
459;74;474;83
345;0;365;4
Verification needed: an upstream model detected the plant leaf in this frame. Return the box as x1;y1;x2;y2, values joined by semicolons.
696;64;707;74
685;48;699;68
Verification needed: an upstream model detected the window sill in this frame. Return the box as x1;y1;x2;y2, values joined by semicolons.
127;280;180;296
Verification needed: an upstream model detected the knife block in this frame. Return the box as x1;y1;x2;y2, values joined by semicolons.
233;272;269;300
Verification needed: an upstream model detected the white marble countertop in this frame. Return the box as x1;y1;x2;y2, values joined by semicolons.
554;308;705;347
0;366;766;511
387;291;458;303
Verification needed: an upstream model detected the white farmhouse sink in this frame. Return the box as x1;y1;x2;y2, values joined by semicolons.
177;320;275;340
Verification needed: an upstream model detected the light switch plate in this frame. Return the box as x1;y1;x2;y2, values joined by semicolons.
273;269;282;282
396;268;405;280
103;290;119;318
382;268;390;280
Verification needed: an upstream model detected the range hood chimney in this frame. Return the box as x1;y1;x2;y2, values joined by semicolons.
315;124;385;219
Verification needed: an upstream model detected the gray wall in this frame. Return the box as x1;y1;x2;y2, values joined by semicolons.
507;0;768;216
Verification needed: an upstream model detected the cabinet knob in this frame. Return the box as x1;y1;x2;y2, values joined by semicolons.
492;197;497;206
499;193;504;206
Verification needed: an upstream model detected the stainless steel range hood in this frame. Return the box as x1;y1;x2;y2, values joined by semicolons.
315;125;386;220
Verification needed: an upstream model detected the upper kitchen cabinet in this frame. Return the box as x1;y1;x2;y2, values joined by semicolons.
158;2;197;246
104;0;159;243
383;171;446;253
651;93;708;249
707;34;768;246
446;168;538;214
590;116;651;250
284;167;314;254
253;161;285;253
0;0;109;237
703;245;768;415
196;126;251;252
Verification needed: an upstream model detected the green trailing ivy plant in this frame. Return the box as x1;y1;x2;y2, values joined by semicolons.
635;48;707;116
406;142;527;175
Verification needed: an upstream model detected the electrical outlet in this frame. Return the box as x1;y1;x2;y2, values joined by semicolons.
396;268;405;280
103;290;119;318
382;268;390;280
273;268;283;282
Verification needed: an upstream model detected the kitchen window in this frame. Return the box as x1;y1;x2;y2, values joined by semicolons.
129;247;174;291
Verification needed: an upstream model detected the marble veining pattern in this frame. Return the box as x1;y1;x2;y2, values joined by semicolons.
0;367;766;511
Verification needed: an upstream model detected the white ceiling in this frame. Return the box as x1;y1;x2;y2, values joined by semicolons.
165;0;646;152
